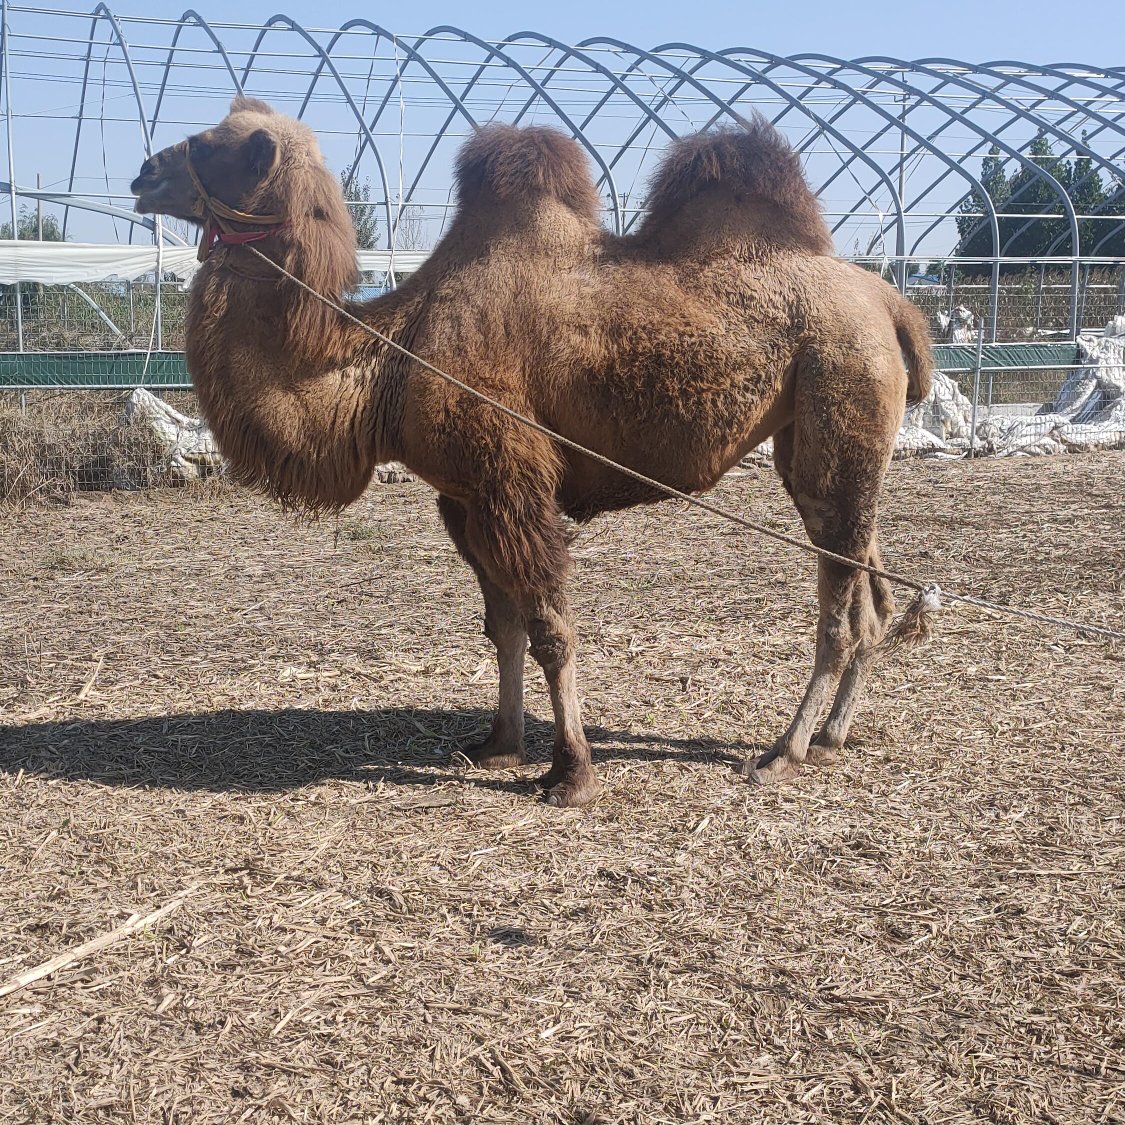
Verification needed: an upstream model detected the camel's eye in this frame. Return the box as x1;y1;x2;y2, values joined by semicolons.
189;139;213;161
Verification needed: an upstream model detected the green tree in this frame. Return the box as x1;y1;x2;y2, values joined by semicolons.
0;204;65;241
340;172;379;250
955;135;1124;262
956;145;1009;260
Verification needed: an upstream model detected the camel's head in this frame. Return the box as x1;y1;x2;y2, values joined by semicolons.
131;95;296;224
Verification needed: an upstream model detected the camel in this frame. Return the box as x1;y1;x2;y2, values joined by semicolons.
131;96;933;808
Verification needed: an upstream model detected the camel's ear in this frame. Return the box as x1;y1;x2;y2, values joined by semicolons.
244;129;280;178
230;94;275;116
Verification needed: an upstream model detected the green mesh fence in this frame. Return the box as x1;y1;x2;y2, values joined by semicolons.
0;351;191;389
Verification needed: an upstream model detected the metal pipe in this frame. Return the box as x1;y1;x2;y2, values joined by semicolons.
968;319;986;458
2;0;23;351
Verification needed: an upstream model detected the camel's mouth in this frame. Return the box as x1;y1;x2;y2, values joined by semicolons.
130;148;199;222
130;176;195;222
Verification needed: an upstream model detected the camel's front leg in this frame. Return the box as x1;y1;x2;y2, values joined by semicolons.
436;495;527;767
525;589;602;808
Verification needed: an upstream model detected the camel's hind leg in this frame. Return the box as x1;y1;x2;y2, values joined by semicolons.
753;407;897;784
438;496;528;768
519;586;601;808
807;541;895;765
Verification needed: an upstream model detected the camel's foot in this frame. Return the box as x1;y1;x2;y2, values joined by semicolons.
539;764;602;809
739;742;805;786
455;734;527;771
806;740;841;768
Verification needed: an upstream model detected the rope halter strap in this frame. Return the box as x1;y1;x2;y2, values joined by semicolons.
185;145;287;262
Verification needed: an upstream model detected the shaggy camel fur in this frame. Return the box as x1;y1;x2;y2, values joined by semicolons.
132;96;933;808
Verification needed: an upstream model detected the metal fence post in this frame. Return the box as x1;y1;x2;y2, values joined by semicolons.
988;258;1000;343
968;319;985;459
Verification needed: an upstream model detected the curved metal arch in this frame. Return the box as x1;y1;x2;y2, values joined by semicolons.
639;50;901;224
474;34;691;203
980;58;1125;132
906;125;1125;258
715;48;1037;278
844;54;1084;330
342;29;478;219
499;34;682;138
1048;62;1125;84
1013;137;1125;257
239;15;396;259
303;20;479;143
806;62;1093;243
390;26;627;233
1090;213;1125;256
834;64;1125;258
567;51;883;216
798;52;1079;226
312;22;493;248
578;37;910;264
907;84;1125;256
640;43;994;263
63;3;153;240
847;56;1081;238
648;45;919;259
900;65;1125;259
150;10;244;139
385;33;707;217
733;55;982;240
792;51;1083;328
556;47;780;193
921;58;1125;147
325;25;670;238
914;56;1124;196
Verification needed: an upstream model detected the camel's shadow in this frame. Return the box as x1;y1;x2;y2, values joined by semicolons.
0;707;754;796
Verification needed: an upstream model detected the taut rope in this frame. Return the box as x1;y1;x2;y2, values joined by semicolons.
233;244;1124;645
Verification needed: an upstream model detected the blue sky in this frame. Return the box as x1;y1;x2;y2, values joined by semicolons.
1;0;1120;252
122;0;1123;65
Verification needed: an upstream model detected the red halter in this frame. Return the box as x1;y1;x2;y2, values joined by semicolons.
186;146;287;262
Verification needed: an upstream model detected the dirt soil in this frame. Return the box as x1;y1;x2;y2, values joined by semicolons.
1;454;1122;1124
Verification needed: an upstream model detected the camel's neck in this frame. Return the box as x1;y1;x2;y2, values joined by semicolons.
185;255;408;511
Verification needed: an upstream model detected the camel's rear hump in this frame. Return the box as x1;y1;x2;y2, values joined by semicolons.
640;116;832;255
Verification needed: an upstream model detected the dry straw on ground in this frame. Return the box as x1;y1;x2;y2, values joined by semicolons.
0;453;1122;1124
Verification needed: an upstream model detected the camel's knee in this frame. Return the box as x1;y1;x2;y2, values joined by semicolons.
527;613;574;676
483;604;523;650
850;572;894;652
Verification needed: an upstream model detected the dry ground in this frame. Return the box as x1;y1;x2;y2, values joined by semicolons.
0;454;1122;1124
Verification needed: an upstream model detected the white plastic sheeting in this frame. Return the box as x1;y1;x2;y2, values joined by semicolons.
123;388;416;484
900;318;1125;458
124;387;222;482
0;240;430;285
0;241;201;284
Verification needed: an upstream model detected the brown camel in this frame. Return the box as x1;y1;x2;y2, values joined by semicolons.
131;96;933;808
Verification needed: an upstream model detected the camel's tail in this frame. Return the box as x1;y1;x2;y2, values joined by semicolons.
641;114;833;255
888;294;935;405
